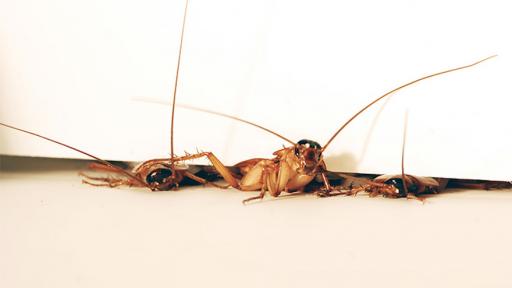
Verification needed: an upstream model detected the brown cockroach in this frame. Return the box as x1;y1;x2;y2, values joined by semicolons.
0;0;238;191
332;109;512;200
177;56;495;203
324;115;512;200
331;112;440;200
365;172;512;198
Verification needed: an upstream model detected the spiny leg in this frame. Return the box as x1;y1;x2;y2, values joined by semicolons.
172;152;240;189
316;172;334;197
82;179;125;188
316;186;357;197
79;172;141;188
81;177;130;188
183;171;230;189
327;185;366;197
82;163;140;187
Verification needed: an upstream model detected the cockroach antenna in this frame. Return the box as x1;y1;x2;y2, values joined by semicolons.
157;55;497;152
131;97;295;145
401;110;409;195
321;55;497;152
170;0;190;170
0;122;150;188
177;104;296;145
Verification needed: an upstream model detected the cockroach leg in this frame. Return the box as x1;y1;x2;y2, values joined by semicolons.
79;172;138;188
172;152;240;189
315;172;335;197
406;193;427;203
242;168;270;204
82;179;127;188
183;171;230;189
78;172;113;183
242;193;265;205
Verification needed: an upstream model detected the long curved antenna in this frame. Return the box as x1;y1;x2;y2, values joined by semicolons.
401;111;409;195
170;0;190;165
329;171;388;187
135;97;296;145
178;104;295;145
0;122;150;188
321;55;497;152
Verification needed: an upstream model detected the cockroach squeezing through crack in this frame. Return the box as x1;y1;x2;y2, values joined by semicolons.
323;111;440;201
0;0;238;192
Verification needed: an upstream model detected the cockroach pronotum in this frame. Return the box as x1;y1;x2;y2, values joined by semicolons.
0;0;238;191
174;56;496;203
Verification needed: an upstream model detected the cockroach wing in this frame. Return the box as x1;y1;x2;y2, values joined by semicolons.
411;176;440;188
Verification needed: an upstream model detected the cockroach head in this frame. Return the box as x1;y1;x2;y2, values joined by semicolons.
144;164;185;190
294;139;323;174
384;178;412;198
377;184;401;198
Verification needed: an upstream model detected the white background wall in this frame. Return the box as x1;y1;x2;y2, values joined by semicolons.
0;0;510;180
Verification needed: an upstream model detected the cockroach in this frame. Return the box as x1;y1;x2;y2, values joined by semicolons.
330;111;440;200
176;56;495;203
0;0;238;191
329;111;512;200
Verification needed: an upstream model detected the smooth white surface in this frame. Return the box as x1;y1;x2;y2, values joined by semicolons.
1;157;512;288
1;0;511;180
